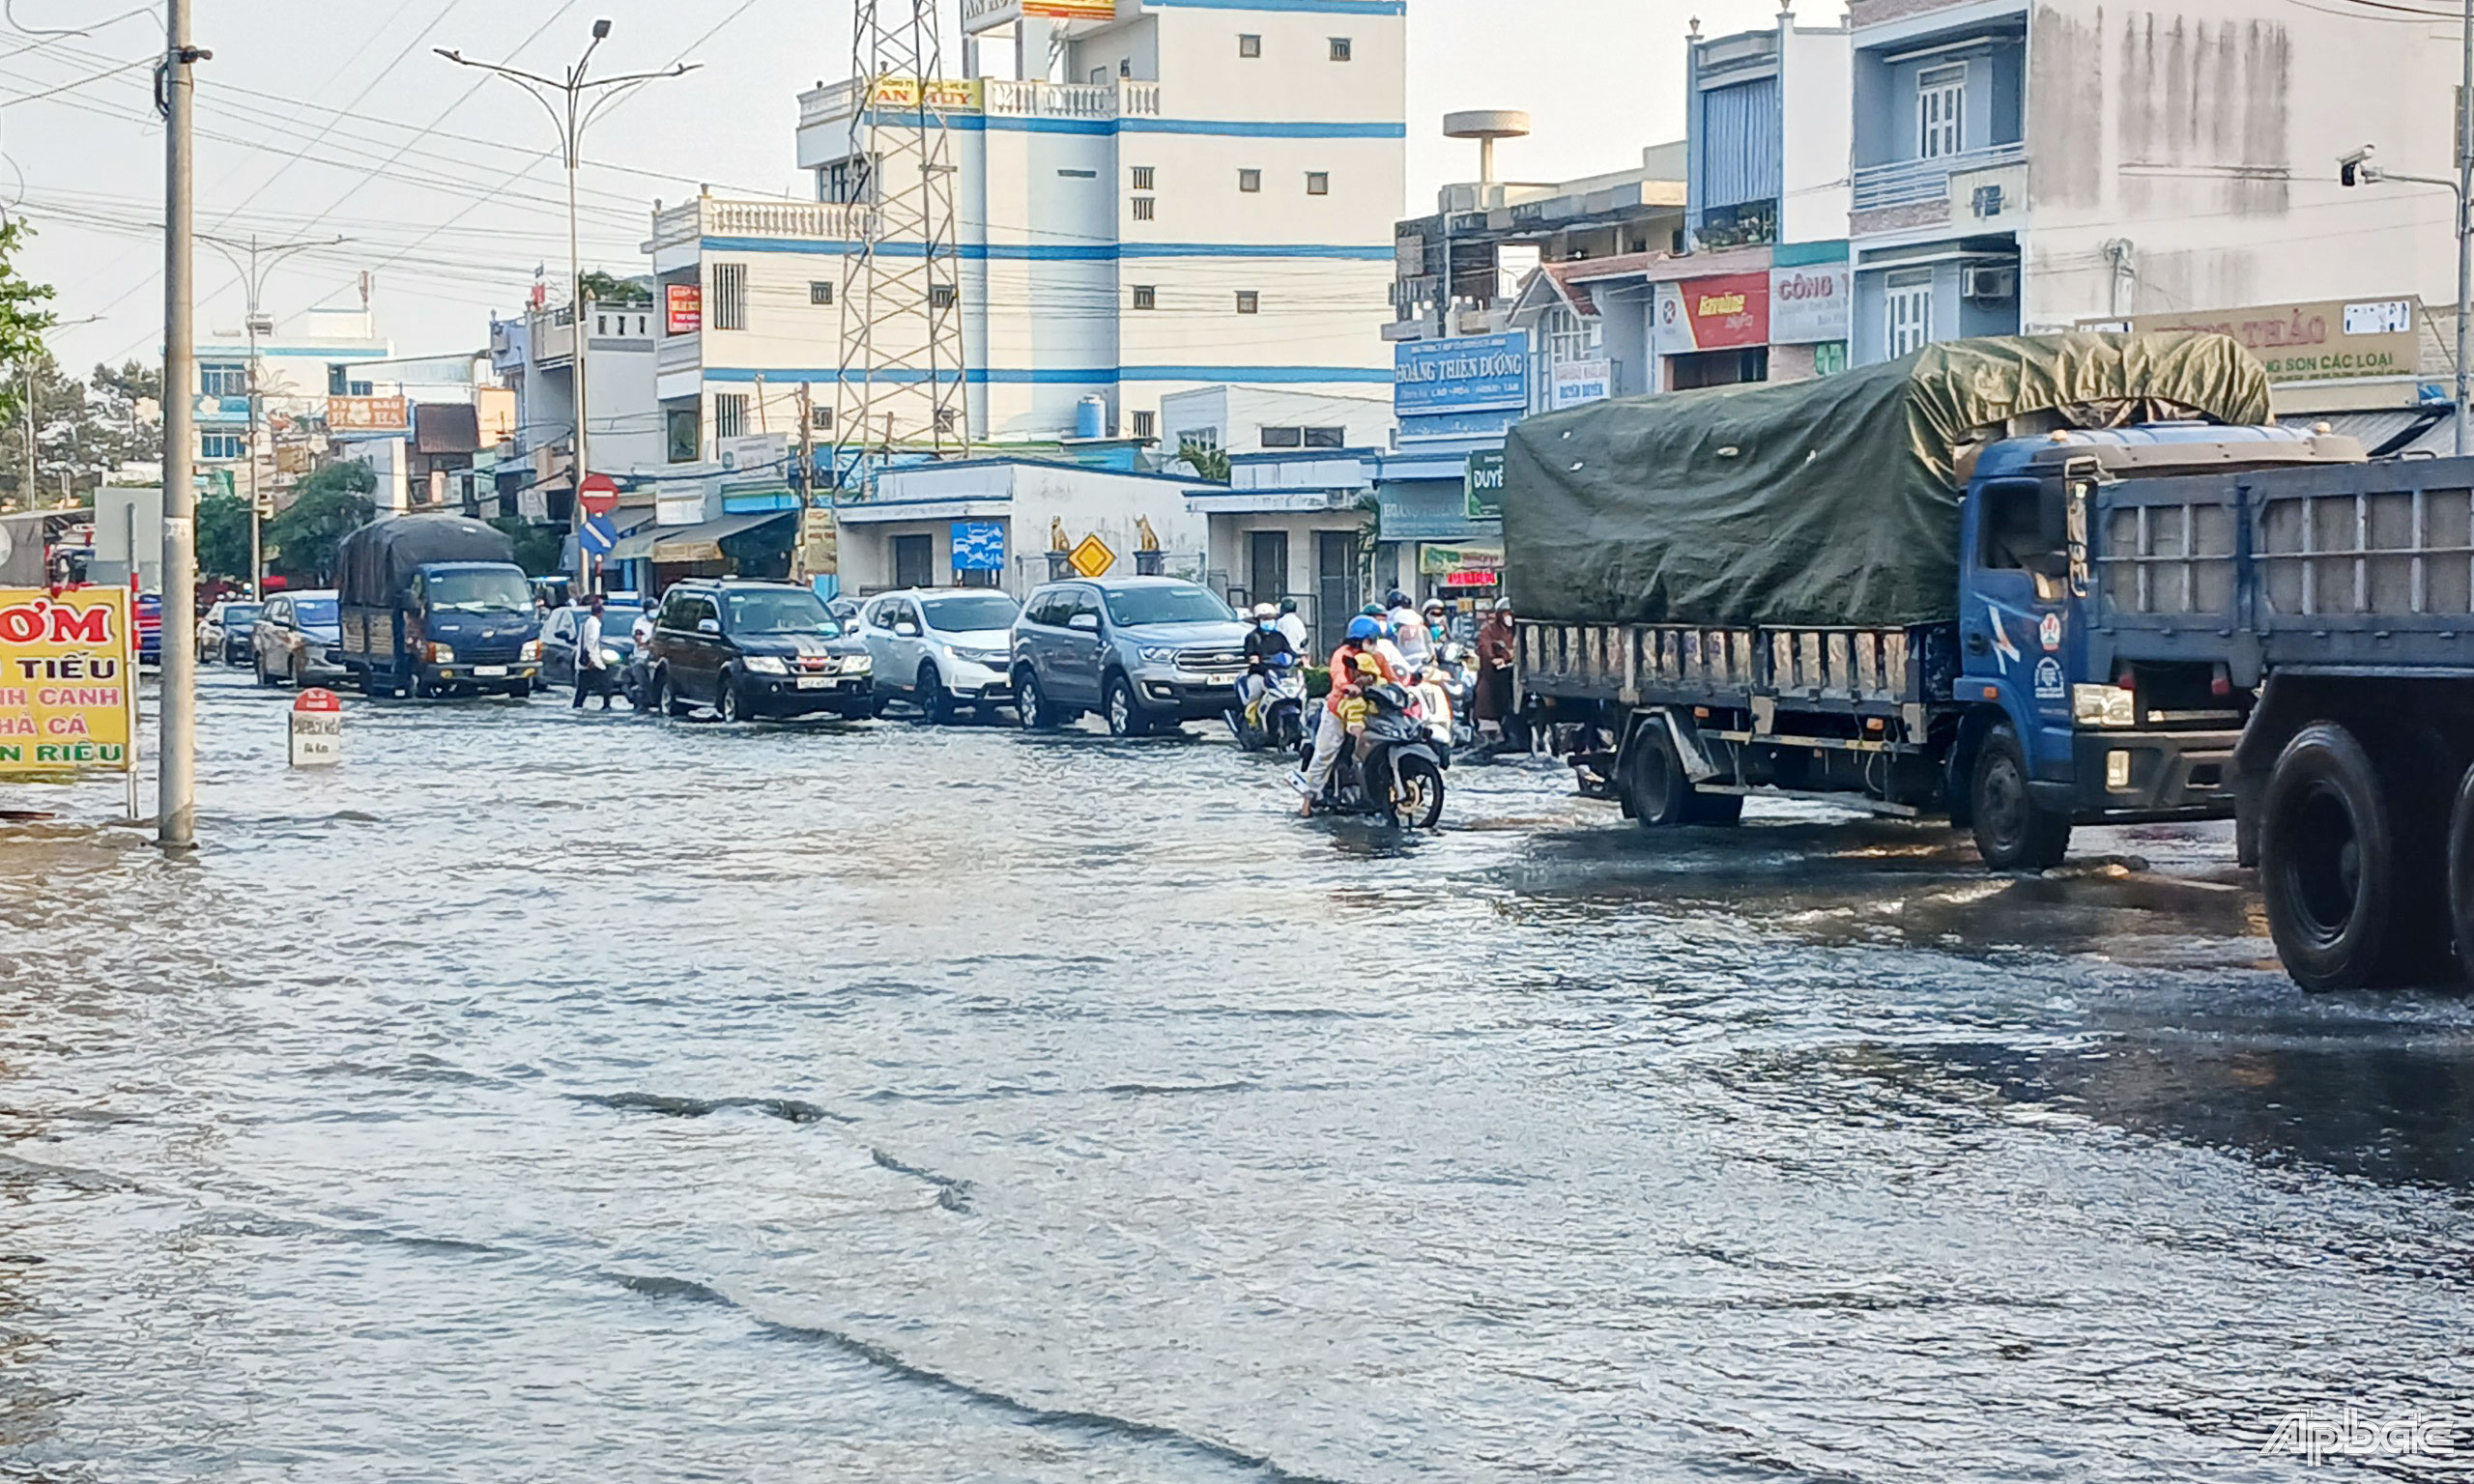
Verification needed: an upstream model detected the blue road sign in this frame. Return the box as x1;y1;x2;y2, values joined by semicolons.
579;513;618;556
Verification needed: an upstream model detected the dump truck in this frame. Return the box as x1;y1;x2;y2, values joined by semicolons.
1503;331;2474;989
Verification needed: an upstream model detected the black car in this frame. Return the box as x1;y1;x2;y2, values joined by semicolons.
646;579;877;722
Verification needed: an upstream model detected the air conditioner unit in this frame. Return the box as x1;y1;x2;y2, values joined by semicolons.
1962;265;2017;300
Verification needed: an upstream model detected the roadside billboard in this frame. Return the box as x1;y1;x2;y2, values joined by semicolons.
1653;272;1770;356
1395;331;1530;415
327;395;410;433
2076;298;2423;386
1549;358;1614;410
666;283;703;335
1769;263;1851;345
868;77;986;110
0;586;135;781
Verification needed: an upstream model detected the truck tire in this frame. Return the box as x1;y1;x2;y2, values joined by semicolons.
2260;722;2414;991
1624;717;1737;826
2450;763;2474;989
1970;723;2071;870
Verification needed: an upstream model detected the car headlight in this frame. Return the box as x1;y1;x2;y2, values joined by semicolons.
743;655;788;674
839;653;871;674
425;642;454;663
519;640;543;661
2071;683;2136;728
1137;645;1178;663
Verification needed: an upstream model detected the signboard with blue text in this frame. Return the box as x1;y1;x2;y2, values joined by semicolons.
952;520;1006;572
1395;331;1530;415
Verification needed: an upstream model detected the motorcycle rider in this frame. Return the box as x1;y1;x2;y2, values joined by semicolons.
1294;614;1397;815
1238;601;1297;724
1409;661;1455;747
1275;597;1309;651
1387;588;1431;666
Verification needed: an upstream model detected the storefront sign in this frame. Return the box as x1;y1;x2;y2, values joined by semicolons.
964;0;1113;32
1395;331;1530;415
326;395;409;433
1463;448;1506;521
1419;545;1505;588
952;520;1006;572
1769;264;1851;345
1549;358;1613;410
666;283;703;335
2078;297;2423;385
721;433;788;476
868;76;987;110
1654;272;1770;355
0;587;134;777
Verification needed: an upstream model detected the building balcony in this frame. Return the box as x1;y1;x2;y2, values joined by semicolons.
1848;0;2023;30
797;74;1160;131
650;197;877;253
1851;142;2024;214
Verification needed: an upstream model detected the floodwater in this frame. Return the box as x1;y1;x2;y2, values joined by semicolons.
3;671;2471;1481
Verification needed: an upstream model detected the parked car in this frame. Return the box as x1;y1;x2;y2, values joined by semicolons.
646;578;875;722
1010;577;1251;737
197;599;261;665
252;590;345;688
859;588;1020;723
538;599;643;691
133;593;161;668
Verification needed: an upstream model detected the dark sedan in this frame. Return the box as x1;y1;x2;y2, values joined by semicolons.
538;601;643;690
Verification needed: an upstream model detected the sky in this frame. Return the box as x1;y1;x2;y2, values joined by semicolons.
0;0;1795;371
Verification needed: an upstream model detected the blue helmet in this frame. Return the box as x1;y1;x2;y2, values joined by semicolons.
1346;614;1382;642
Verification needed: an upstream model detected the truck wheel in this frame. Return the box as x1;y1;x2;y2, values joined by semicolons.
2260;722;2409;991
1970;723;2071;870
1624;719;1695;827
2450;763;2474;989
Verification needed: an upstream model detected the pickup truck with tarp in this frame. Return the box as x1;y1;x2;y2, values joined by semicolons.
1503;330;2474;989
332;514;543;699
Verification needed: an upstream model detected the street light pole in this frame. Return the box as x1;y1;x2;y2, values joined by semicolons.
200;233;345;593
438;22;696;581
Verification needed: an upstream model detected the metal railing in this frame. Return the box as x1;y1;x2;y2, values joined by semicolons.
1851;142;2023;212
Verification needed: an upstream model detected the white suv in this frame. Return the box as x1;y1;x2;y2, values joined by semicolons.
858;588;1021;723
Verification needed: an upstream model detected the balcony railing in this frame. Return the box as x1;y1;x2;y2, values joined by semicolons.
982;78;1158;119
651;197;877;250
1851;142;2024;213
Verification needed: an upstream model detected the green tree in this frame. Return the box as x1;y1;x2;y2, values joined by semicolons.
1178;441;1231;483
266;461;375;584
0;219;58;509
488;515;566;577
578;269;653;306
196;490;254;582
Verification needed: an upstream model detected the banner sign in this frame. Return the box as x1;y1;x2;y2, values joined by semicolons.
2077;298;2423;386
868;76;987;110
1769;263;1850;345
1395;331;1530;415
964;0;1113;33
1654;272;1770;355
666;283;703;335
327;395;410;433
1549;358;1614;410
1419;545;1505;587
1464;447;1506;520
0;586;134;777
951;520;1006;572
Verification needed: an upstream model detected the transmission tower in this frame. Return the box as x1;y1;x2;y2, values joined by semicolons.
832;0;972;481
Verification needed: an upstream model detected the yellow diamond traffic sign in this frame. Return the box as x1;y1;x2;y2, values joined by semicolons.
1068;532;1116;579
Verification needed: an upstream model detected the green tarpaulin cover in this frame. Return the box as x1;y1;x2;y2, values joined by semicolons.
1501;331;2271;627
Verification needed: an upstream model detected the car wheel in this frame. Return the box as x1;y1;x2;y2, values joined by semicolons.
917;662;955;725
253;653;273;687
716;670;744;724
1105;674;1147;738
657;670;696;719
1969;722;2072;870
1015;668;1060;730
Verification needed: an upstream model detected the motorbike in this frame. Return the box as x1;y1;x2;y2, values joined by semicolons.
1300;682;1449;828
1430;642;1480;750
1227;664;1309;753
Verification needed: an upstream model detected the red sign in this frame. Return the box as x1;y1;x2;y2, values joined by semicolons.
293;688;342;713
578;473;619;518
1659;271;1771;352
666;283;703;335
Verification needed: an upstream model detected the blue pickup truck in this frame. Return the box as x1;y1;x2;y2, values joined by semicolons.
332;514;543;699
1507;333;2474;989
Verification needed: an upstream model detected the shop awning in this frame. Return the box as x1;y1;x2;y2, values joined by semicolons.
2313;408;2457;459
611;509;792;564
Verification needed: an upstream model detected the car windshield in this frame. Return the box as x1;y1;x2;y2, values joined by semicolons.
724;588;841;636
293;599;337;626
1103;585;1234;627
921;594;1020;631
600;603;642;631
222;604;261;623
426;569;532;613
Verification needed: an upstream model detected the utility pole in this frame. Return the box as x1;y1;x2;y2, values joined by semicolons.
200;233;345;593
158;0;208;850
439;21;696;584
18;358;33;507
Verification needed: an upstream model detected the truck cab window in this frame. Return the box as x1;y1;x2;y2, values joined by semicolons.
1978;481;2065;584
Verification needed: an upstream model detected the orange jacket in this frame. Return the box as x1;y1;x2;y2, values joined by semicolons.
1325;642;1397;715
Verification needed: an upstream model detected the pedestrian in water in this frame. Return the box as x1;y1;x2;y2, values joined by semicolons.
573;593;616;710
1475;597;1516;749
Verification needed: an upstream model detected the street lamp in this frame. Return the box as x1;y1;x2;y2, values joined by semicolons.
199;232;345;592
439;22;696;575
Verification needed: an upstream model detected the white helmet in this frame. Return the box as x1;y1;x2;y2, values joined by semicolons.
1251;602;1279;620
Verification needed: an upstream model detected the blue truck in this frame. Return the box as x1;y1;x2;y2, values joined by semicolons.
1504;332;2474;990
332;514;543;699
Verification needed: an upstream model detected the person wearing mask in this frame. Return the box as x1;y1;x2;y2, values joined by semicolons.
1275;597;1308;652
572;594;616;711
1294;614;1396;815
1386;589;1429;666
1238;601;1296;722
1475;597;1516;748
1362;601;1410;675
1409;661;1454;746
1419;597;1450;656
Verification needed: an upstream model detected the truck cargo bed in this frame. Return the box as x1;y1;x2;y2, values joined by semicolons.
1517;618;1953;715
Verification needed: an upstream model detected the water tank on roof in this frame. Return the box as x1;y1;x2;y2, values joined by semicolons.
1074;395;1108;440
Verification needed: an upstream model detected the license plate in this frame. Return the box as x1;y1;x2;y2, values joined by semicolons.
475;665;507;677
795;676;831;690
1206;671;1243;685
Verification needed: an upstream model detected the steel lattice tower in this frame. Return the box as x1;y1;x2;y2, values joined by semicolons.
832;0;972;475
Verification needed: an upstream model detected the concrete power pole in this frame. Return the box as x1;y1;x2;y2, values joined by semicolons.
158;0;207;849
201;233;344;592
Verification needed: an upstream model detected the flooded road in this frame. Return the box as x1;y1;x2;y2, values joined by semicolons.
4;670;2472;1480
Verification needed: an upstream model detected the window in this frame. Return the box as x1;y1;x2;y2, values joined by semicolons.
1303;426;1344;448
1180;424;1221;452
1118;57;1132;78
1131;165;1156;191
935;407;960;434
1885;270;1934;358
1235;291;1259;314
929;282;958;309
667;407;700;463
1306;172;1330;195
1238;168;1261;193
1056;167;1098;179
1132;410;1155;439
1542;305;1600;365
1916;63;1965;159
349;380;373;397
1131;196;1156;222
200;362;246;397
200;432;246;461
1977;479;2066;578
1260;426;1303;448
711;262;748;330
596;314;608;335
714;393;748;441
810;281;834;306
1133;285;1158;310
810;403;834;431
819;154;873;204
1329;37;1351;60
1238;32;1260;57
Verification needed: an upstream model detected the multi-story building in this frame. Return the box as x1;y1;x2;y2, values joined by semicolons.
648;0;1404;467
486;299;663;520
193;305;389;485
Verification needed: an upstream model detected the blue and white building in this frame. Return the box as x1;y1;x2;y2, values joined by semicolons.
193;305;389;478
645;0;1404;463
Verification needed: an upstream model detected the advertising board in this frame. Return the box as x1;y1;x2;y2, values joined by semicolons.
2077;298;2423;385
1395;332;1530;415
1769;263;1851;345
0;586;134;779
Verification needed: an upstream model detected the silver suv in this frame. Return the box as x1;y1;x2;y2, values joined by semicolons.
1010;577;1251;737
